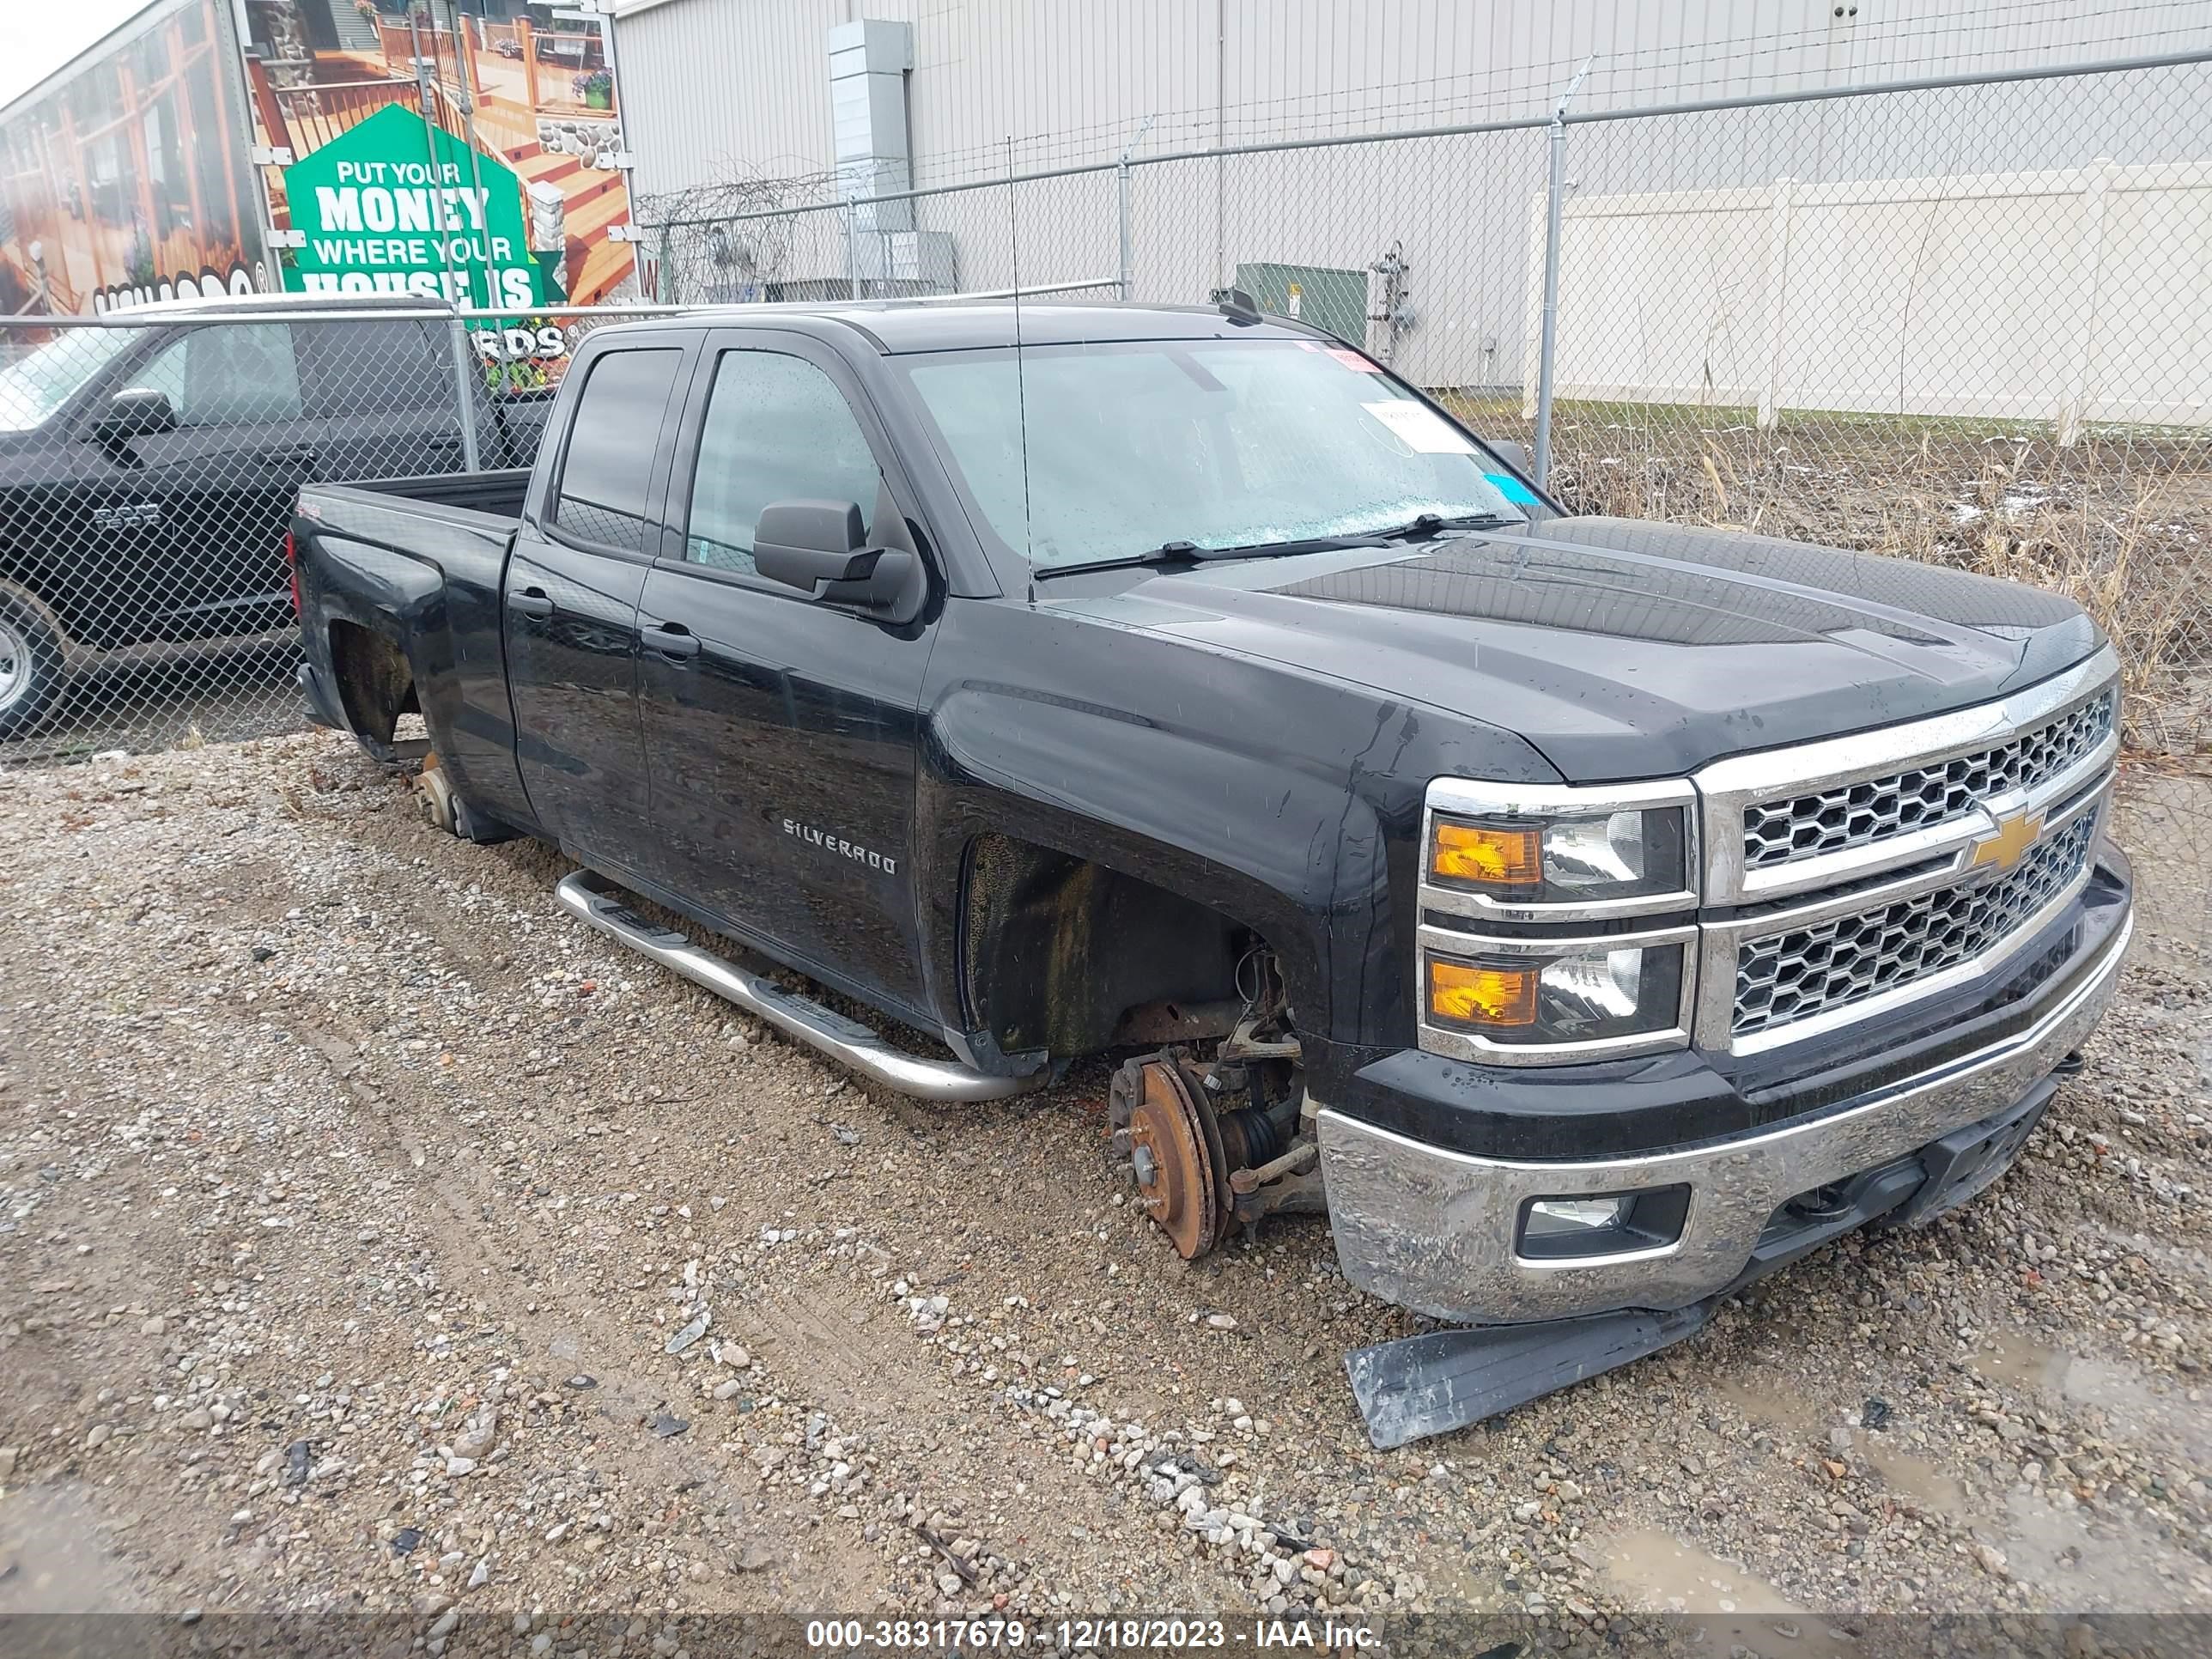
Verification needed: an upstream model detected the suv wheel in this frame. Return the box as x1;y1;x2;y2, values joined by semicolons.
0;596;64;739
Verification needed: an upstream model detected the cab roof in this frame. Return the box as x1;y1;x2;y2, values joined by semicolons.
656;299;1315;354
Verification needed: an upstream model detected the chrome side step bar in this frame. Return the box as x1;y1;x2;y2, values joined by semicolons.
553;872;1046;1103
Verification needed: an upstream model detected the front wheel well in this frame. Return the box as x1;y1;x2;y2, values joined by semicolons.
958;833;1274;1060
326;618;419;748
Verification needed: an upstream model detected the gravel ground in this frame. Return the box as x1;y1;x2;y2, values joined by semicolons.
1;732;2207;1652
0;648;304;769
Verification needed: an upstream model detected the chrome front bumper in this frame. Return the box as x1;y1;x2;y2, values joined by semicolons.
1317;902;2131;1325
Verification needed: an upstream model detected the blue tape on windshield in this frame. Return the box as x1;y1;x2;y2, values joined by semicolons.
1485;471;1540;505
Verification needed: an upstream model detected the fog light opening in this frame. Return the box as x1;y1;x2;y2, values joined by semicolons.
1516;1185;1691;1261
1525;1197;1629;1235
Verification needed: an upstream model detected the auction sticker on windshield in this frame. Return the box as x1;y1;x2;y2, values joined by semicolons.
1361;400;1475;453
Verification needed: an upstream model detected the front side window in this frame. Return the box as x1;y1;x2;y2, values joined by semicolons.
902;337;1528;569
551;347;682;551
684;350;878;577
128;323;302;426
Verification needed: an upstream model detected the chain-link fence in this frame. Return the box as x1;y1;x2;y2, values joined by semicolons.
3;52;2206;770
641;50;2212;759
1526;56;2212;763
0;303;673;764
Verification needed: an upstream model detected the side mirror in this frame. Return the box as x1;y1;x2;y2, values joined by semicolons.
754;499;905;596
95;386;177;443
1486;439;1534;480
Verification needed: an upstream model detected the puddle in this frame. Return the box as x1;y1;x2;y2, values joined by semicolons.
2078;1220;2212;1295
1863;1444;1966;1515
1715;1376;1966;1516
0;1482;146;1613
1715;1374;1826;1437
1600;1529;1857;1656
2002;1491;2203;1614
1972;1334;2210;1462
1976;1332;2071;1393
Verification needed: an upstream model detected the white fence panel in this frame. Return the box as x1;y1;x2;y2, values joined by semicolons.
1530;159;2212;440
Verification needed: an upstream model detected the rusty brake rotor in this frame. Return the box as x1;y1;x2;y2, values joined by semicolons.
1108;1052;1226;1260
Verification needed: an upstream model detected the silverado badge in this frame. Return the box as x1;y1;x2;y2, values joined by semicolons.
1967;807;2044;876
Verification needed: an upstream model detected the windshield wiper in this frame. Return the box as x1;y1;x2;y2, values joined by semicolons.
1031;515;1516;581
1365;511;1516;541
1032;533;1389;581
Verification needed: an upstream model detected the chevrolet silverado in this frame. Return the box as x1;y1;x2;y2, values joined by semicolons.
288;299;2132;1445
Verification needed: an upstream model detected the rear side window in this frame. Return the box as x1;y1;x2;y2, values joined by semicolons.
128;323;301;426
296;319;448;418
553;347;682;551
684;349;878;577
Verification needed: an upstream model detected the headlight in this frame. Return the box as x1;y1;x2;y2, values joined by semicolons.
1424;934;1689;1052
1416;780;1701;1061
1427;797;1692;911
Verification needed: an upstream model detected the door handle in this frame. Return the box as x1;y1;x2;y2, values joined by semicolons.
507;586;555;619
643;622;701;660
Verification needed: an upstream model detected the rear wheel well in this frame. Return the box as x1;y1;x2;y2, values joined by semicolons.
959;833;1268;1060
327;619;418;748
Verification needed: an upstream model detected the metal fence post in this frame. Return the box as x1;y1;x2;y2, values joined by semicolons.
596;0;643;297
407;9;464;311
1116;115;1156;301
2057;157;2118;448
1533;56;1595;489
447;316;483;472
1757;177;1799;431
1116;160;1133;300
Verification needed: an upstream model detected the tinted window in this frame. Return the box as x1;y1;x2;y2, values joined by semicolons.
296;319;448;417
554;348;682;551
129;323;302;426
684;350;878;577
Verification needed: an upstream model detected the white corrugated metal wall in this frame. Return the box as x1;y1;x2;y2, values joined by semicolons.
613;0;2212;382
617;0;2212;196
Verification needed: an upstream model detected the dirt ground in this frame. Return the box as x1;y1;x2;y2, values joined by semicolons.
0;732;2207;1655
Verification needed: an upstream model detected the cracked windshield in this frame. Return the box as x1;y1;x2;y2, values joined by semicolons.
904;337;1532;567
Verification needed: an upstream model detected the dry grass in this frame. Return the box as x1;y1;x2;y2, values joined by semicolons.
1444;394;2212;758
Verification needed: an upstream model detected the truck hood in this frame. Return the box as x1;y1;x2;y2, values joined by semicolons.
1065;516;2105;781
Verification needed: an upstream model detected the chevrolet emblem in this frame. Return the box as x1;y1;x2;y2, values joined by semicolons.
1967;808;2044;875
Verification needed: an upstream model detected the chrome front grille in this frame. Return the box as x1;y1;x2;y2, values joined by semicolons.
1417;653;2122;1066
1741;688;2116;871
1734;813;2098;1038
1692;650;2121;1051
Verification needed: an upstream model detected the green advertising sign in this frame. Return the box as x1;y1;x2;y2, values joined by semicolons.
279;104;554;307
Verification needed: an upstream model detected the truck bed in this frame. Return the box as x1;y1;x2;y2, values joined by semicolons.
303;467;532;527
292;468;528;801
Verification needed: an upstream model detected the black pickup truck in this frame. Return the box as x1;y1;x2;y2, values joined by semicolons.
0;292;550;737
291;300;2133;1445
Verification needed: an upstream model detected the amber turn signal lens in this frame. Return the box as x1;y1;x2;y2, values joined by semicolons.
1427;960;1538;1027
1430;820;1541;885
